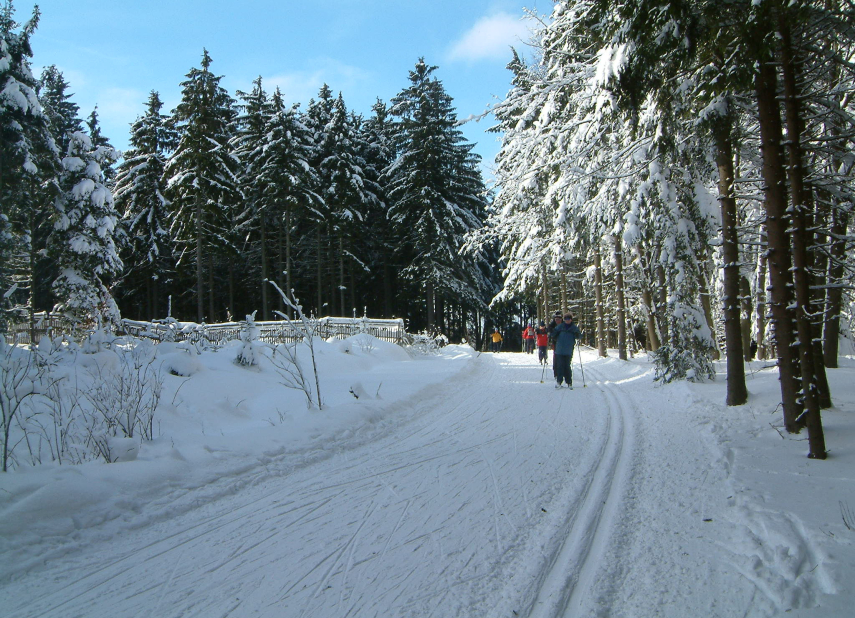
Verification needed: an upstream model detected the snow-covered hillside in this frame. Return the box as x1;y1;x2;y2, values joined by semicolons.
1;339;853;617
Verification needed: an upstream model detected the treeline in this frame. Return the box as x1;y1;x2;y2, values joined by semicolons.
482;0;855;458
1;2;499;346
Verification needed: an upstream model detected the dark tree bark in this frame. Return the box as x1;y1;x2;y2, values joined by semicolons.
614;237;627;361
755;58;803;434
715;117;748;405
823;205;848;368
779;14;826;456
594;249;607;357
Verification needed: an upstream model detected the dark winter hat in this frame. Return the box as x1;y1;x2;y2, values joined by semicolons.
553;311;562;317
563;313;574;321
539;321;545;326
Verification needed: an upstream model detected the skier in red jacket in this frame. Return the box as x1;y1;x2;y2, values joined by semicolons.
535;322;549;365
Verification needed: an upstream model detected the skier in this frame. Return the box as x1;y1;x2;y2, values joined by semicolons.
490;328;503;353
551;313;581;388
522;324;536;354
546;311;563;377
535;322;549;365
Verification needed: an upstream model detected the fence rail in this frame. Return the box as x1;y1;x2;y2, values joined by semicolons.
5;315;408;346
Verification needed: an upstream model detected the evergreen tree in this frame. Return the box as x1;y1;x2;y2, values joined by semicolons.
114;91;176;319
49;131;122;326
164;49;241;322
38;64;82;156
0;1;59;331
254;88;321;317
85;105;116;181
386;59;490;331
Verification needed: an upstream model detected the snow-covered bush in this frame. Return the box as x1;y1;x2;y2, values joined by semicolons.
1;335;49;471
235;311;261;367
406;331;447;356
81;340;163;449
652;302;715;383
266;281;323;408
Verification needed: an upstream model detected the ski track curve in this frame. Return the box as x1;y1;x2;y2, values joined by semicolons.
3;350;798;618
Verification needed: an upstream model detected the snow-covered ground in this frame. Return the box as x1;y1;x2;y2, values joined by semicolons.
1;338;853;617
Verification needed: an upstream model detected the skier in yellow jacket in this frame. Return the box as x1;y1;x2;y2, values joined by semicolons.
490;329;503;353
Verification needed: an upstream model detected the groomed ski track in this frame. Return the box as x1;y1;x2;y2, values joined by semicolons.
4;350;772;617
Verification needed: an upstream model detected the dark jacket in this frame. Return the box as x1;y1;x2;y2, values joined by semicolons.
552;321;581;355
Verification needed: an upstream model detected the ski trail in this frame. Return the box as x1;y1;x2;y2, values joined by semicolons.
524;379;631;618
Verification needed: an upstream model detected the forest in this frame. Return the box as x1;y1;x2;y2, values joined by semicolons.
1;2;501;349
3;1;855;458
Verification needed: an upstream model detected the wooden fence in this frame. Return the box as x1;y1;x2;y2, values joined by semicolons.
5;314;408;346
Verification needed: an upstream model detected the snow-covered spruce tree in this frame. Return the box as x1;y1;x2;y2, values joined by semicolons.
38;64;82;158
257;88;321;317
114;90;177;320
358;99;396;317
318;93;378;316
165;49;241;323
301;84;335;315
49;130;122;328
0;2;59;332
231;77;272;317
385;59;490;332
84;106;116;182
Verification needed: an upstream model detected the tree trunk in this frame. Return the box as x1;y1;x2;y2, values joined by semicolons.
779;15;826;456
823;205;847;368
755;229;769;360
755;57;803;434
427;281;435;328
715;118;748;405
594;249;607;357
339;233;346;316
195;194;204;323
316;226;323;316
614;237;627;361
260;216;269;320
740;276;753;361
208;253;215;322
656;260;668;343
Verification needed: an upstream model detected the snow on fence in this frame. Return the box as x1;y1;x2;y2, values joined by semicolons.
5;315;410;347
120;317;408;346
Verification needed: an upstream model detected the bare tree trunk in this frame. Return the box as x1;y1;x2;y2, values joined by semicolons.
740;276;753;361
260;217;269;320
614;236;627;361
208;253;215;322
195;194;204;323
779;15;826;456
316;226;323;316
824;205;847;368
755;229;769;360
755;56;803;434
339;234;345;317
594;249;607;357
656;260;668;343
715;118;748;405
560;270;568;314
427;281;435;328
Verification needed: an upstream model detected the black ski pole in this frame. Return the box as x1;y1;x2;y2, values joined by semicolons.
577;344;587;387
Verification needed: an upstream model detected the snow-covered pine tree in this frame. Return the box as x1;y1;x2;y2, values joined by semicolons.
114;90;176;320
256;88;321;317
357;99;396;317
164;49;241;323
0;1;59;333
38;64;82;157
85;106;116;182
318;93;378;316
49;130;122;327
385;59;490;332
302;84;335;315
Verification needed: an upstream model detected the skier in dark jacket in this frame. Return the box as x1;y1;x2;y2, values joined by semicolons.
551;313;581;388
546;311;563;377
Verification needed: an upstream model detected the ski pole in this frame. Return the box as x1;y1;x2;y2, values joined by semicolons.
577;344;587;387
540;359;547;383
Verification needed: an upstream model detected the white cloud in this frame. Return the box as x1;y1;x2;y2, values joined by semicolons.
261;59;372;107
448;12;531;63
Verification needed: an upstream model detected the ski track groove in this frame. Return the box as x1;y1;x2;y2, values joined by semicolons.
524;360;636;618
4;352;651;618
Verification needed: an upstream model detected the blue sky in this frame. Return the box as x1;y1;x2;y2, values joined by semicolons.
23;0;546;178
